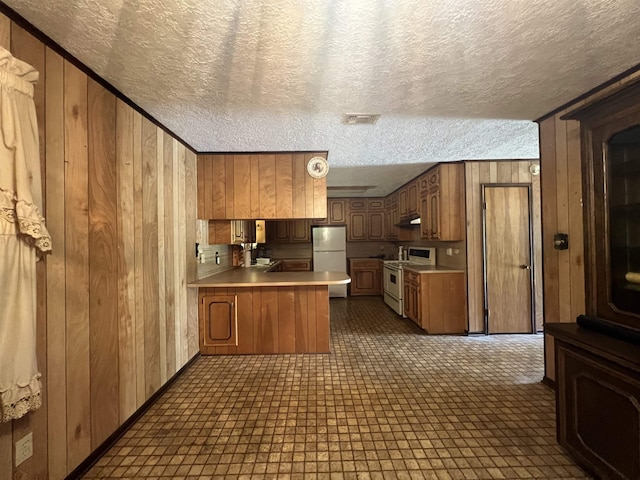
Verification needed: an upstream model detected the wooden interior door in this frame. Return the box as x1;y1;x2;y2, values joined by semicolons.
483;185;533;333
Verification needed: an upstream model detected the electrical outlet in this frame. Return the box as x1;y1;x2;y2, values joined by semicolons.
15;432;33;466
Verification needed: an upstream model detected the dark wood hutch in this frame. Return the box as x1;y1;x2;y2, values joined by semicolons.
546;81;640;480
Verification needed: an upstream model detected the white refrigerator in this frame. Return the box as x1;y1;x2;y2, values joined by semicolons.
312;226;348;298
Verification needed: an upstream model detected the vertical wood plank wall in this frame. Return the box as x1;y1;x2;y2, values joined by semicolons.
464;160;543;334
538;114;586;381
0;17;199;480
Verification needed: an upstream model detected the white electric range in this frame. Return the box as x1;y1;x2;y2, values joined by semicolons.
382;247;436;316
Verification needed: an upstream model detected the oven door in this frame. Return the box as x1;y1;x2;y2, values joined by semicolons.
383;265;405;317
383;265;402;300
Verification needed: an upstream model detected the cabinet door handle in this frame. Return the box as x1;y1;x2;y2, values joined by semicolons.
520;265;531;270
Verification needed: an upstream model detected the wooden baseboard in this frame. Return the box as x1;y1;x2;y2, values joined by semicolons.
65;353;200;480
541;375;556;390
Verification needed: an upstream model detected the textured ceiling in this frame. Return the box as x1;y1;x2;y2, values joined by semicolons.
5;0;640;195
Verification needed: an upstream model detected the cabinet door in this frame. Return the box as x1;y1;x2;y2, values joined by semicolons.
427;168;439;190
384;209;393;241
399;188;408;217
232;220;245;244
390;206;399;238
418;172;430;194
403;281;411;318
368;211;385;241
328;199;347;224
209;220;232;244
243;220;255;242
420;194;429;239
412;283;421;324
408;181;418;215
428;190;441;240
348;212;367;241
350;260;382;295
367;198;385;211
348;199;367;211
266;221;290;243
353;269;376;294
200;294;238;353
290;220;311;242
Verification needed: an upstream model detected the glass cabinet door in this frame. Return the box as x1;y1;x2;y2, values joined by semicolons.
607;126;640;314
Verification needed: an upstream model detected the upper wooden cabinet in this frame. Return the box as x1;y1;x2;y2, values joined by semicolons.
209;220;255;245
328;199;347;224
197;152;327;220
344;198;386;242
398;181;418;218
419;163;464;241
266;220;311;243
368;211;385;241
347;210;368;241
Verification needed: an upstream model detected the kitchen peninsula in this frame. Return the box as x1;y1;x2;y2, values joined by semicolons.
188;265;350;355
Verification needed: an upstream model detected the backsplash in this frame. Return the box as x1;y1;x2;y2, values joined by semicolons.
196;220;233;279
346;242;396;259
267;243;313;259
196;244;233;279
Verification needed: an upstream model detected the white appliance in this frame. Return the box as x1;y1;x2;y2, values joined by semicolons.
383;247;436;316
312;226;348;298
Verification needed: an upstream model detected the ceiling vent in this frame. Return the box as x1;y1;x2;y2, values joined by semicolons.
342;113;380;125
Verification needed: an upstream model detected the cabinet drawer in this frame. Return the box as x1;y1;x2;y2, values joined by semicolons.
350;259;380;269
426;168;439;190
404;270;418;284
367;198;385;210
348;199;367;211
281;259;312;271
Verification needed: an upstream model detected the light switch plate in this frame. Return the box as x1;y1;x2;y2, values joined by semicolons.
15;432;33;466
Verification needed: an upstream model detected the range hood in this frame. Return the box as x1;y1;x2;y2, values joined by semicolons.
396;214;421;228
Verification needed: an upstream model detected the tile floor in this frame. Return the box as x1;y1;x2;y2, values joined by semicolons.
83;297;590;479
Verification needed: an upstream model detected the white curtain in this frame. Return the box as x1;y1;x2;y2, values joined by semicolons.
0;46;51;422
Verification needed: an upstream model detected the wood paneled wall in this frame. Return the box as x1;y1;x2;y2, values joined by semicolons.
464;160;543;334
0;17;199;480
197;153;328;220
538;115;585;382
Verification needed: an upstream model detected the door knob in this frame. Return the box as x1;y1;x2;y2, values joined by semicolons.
520;265;531;270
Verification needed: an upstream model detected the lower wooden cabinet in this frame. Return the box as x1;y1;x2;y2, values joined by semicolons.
349;259;382;296
199;294;238;354
547;322;640;480
403;270;466;333
198;286;330;354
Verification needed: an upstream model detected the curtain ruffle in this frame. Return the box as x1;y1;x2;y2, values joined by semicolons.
0;187;51;252
0;373;42;422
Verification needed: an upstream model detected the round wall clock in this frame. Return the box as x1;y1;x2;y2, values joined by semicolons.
307;156;329;179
